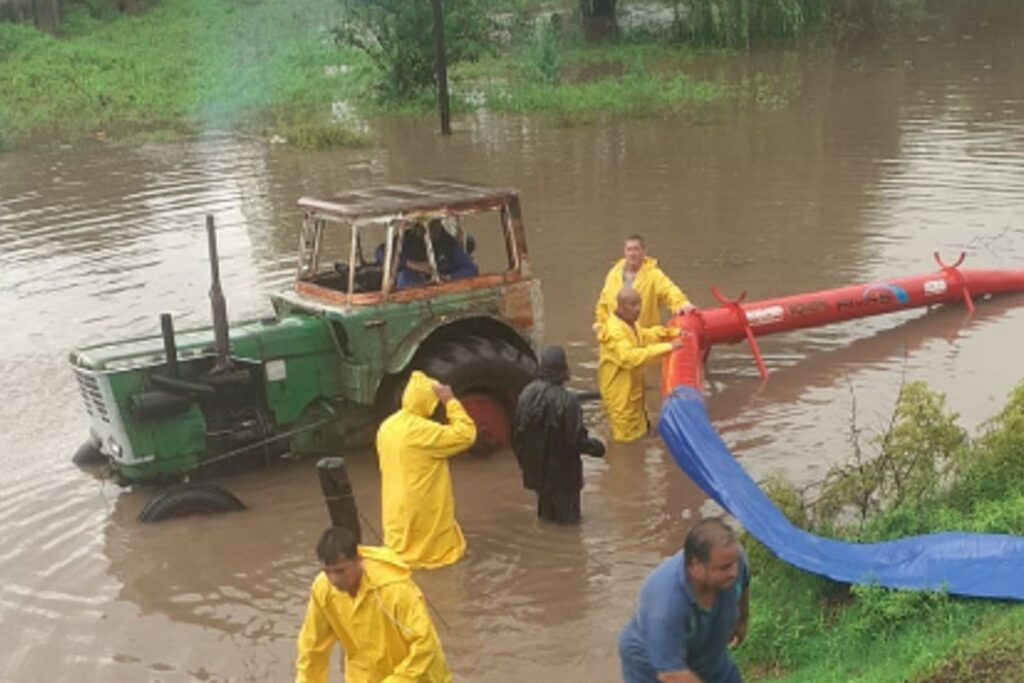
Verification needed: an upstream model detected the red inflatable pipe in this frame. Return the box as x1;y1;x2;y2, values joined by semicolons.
663;256;1024;396
663;315;707;397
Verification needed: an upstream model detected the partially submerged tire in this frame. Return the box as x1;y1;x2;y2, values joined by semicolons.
138;482;246;523
414;336;536;451
72;439;105;467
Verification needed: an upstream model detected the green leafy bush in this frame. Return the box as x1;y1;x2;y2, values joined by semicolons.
814;382;966;527
333;0;490;100
522;21;561;85
0;21;49;59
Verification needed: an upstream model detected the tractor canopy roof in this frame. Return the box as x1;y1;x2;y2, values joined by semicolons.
297;179;519;223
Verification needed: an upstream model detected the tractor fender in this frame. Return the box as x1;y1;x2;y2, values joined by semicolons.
383;314;535;376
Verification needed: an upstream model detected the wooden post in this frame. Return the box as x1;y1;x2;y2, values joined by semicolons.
317;457;362;543
431;0;451;136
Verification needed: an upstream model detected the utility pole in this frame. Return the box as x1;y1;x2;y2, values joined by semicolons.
431;0;451;135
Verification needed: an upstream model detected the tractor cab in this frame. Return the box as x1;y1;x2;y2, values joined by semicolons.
290;179;530;305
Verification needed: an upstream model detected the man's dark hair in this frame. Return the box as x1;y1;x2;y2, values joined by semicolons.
684;518;737;566
625;234;645;248
316;526;359;564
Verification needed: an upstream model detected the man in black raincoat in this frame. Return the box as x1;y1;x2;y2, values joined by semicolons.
513;346;606;524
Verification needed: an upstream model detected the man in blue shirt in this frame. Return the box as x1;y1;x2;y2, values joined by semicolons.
619;518;751;683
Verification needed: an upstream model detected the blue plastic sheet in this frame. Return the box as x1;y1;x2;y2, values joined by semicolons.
658;386;1024;600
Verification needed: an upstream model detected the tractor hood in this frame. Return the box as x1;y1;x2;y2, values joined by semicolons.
69;314;335;372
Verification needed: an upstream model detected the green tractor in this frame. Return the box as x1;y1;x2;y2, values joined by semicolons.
70;180;542;521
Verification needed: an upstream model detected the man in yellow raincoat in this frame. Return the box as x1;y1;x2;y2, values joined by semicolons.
378;371;477;569
599;288;683;442
594;234;694;330
295;526;451;683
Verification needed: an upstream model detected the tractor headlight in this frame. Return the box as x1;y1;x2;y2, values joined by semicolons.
108;438;122;458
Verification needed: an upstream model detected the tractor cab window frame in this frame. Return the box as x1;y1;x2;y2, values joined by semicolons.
296;200;524;307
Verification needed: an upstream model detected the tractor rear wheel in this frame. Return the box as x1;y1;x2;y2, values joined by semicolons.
138;482;246;523
413;336;536;452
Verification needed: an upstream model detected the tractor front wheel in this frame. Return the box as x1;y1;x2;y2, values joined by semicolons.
138;482;246;523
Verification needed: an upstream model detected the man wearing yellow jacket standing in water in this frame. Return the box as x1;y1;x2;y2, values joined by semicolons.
378;371;477;569
595;234;694;330
599;288;684;442
295;526;452;683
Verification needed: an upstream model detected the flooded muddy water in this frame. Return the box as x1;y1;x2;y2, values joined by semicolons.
1;5;1023;681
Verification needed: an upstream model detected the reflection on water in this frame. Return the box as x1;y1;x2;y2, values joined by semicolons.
1;5;1023;681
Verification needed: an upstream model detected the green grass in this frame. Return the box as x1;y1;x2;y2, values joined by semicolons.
0;0;803;147
275;118;370;151
450;40;788;124
914;608;1024;682
737;381;1024;681
0;0;369;148
486;72;727;122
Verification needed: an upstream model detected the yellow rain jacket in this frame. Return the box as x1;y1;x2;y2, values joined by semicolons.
598;314;677;442
377;371;477;569
594;257;690;330
295;545;451;683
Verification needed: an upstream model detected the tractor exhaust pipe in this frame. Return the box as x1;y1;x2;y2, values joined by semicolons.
206;214;232;373
317;457;362;543
160;312;179;378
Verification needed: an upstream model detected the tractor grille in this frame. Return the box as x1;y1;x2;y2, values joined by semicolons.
75;371;110;424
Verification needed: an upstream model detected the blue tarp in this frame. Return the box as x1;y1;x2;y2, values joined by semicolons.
658;386;1024;601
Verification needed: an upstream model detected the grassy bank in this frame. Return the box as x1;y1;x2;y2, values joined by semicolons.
738;381;1024;681
452;40;734;125
0;0;370;148
0;0;849;149
392;20;805;125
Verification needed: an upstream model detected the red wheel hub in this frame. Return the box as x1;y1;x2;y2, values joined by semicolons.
458;392;511;452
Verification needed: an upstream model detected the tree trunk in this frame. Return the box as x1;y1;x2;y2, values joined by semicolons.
580;0;618;42
32;0;60;33
580;0;617;18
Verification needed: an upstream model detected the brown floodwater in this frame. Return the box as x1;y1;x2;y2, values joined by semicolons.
1;5;1023;682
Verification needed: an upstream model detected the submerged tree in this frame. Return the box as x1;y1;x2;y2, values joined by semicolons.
334;0;489;100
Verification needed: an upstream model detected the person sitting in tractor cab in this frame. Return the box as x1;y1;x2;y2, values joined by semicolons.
395;220;478;290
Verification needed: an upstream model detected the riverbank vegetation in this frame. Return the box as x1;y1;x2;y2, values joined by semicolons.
0;0;927;150
738;380;1024;681
680;0;923;46
0;0;369;148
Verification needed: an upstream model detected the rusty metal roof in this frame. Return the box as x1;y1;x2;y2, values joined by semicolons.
298;179;519;220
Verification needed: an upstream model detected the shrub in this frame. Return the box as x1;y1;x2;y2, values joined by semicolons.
283;121;369;150
0;21;48;59
333;0;490;100
814;382;966;528
522;21;561;85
